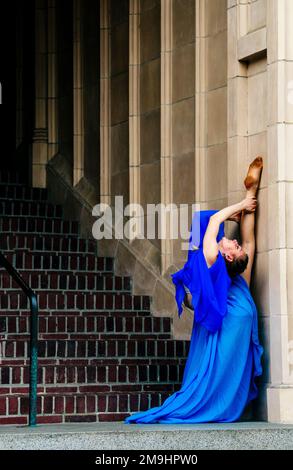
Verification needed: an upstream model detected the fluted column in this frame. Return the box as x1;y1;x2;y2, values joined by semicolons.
47;0;58;160
129;0;141;209
160;0;173;273
195;0;207;204
73;0;84;185
227;0;248;202
32;0;48;188
16;3;23;150
100;0;111;205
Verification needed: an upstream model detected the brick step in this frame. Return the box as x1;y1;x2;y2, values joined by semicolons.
0;234;97;254
0;184;47;201
0;389;180;424
0;362;184;386
0;290;150;311
0;251;114;272
1;332;172;341
0;181;184;426
0;357;186;366
0;271;131;292
0;200;63;218
0;338;189;359
0;314;170;335
0;309;152;318
0;216;79;235
0;383;182;395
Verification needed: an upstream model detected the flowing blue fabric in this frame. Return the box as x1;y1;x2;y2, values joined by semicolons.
171;210;231;332
124;210;264;424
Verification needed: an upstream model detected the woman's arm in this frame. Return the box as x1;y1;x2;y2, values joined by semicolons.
209;199;257;225
203;198;257;268
202;201;244;267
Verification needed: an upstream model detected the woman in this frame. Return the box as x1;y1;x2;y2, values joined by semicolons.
124;157;264;424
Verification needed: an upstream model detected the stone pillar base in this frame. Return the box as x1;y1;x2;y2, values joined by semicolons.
267;386;293;424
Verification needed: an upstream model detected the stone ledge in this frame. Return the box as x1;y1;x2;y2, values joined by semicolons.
0;422;292;450
238;27;267;62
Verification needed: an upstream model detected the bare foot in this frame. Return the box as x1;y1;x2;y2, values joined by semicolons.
244;156;263;191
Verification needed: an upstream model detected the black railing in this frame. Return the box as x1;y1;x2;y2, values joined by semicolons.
0;252;38;426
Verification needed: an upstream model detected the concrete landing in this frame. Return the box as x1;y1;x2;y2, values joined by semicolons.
0;421;293;450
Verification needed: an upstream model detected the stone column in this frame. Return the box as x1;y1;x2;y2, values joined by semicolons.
195;0;207;204
266;0;293;423
47;0;58;160
73;0;84;186
32;0;48;188
227;0;249;204
171;0;196;268
16;3;23;150
160;0;173;273
129;0;141;210
227;0;293;423
227;0;269;421
100;0;111;206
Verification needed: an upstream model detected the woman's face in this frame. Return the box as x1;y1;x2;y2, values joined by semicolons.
218;236;246;262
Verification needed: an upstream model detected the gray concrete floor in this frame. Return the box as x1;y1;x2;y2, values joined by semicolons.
0;421;293;450
1;420;293;433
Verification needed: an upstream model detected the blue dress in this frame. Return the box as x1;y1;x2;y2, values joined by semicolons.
124;210;264;423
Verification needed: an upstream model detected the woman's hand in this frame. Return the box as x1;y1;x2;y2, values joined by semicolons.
241;196;257;212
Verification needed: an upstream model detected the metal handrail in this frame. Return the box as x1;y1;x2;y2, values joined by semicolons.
0;252;38;426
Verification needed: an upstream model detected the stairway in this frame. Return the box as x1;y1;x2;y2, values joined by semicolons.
0;172;189;425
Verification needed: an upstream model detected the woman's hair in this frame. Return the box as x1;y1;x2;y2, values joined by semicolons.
224;253;249;278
